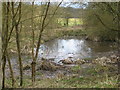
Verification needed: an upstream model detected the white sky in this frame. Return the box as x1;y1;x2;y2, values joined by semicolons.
1;0;120;2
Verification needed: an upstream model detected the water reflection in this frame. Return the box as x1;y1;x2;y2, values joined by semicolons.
37;38;117;63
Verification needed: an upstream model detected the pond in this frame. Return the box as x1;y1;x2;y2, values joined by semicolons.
36;37;117;63
6;37;118;78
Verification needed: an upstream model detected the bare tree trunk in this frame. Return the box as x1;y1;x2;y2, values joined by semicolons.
34;2;50;61
15;20;23;87
31;2;50;82
2;2;23;88
66;18;69;26
31;1;36;83
2;2;10;88
0;2;2;89
6;51;15;87
15;17;23;87
1;2;6;89
12;2;23;86
30;1;62;82
15;22;23;86
117;2;120;88
2;56;6;89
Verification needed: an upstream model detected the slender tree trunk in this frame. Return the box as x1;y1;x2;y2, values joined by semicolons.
2;56;6;89
30;1;62;82
66;18;69;26
117;2;120;88
34;2;50;61
15;22;23;87
31;1;36;83
2;2;9;88
117;3;120;72
15;21;23;87
12;2;23;86
0;2;2;89
6;51;15;87
2;2;23;88
1;3;6;89
31;2;50;82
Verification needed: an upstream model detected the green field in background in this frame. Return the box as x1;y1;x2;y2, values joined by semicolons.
58;18;83;26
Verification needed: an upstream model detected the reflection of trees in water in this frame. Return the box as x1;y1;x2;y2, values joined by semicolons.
85;41;117;52
38;38;117;61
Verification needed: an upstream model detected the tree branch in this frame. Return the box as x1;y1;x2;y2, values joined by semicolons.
94;13;119;32
43;0;63;28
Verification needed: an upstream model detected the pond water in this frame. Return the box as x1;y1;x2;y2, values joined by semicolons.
36;37;117;63
6;37;118;78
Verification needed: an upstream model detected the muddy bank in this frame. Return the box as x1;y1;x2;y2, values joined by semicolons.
5;54;118;81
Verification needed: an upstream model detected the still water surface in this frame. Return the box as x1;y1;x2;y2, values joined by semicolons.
37;37;117;63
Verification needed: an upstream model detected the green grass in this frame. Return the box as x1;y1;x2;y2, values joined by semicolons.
58;18;83;26
5;63;118;88
5;74;118;88
36;71;43;76
71;65;81;73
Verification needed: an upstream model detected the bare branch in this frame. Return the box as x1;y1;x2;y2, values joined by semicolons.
44;0;63;28
94;13;119;32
